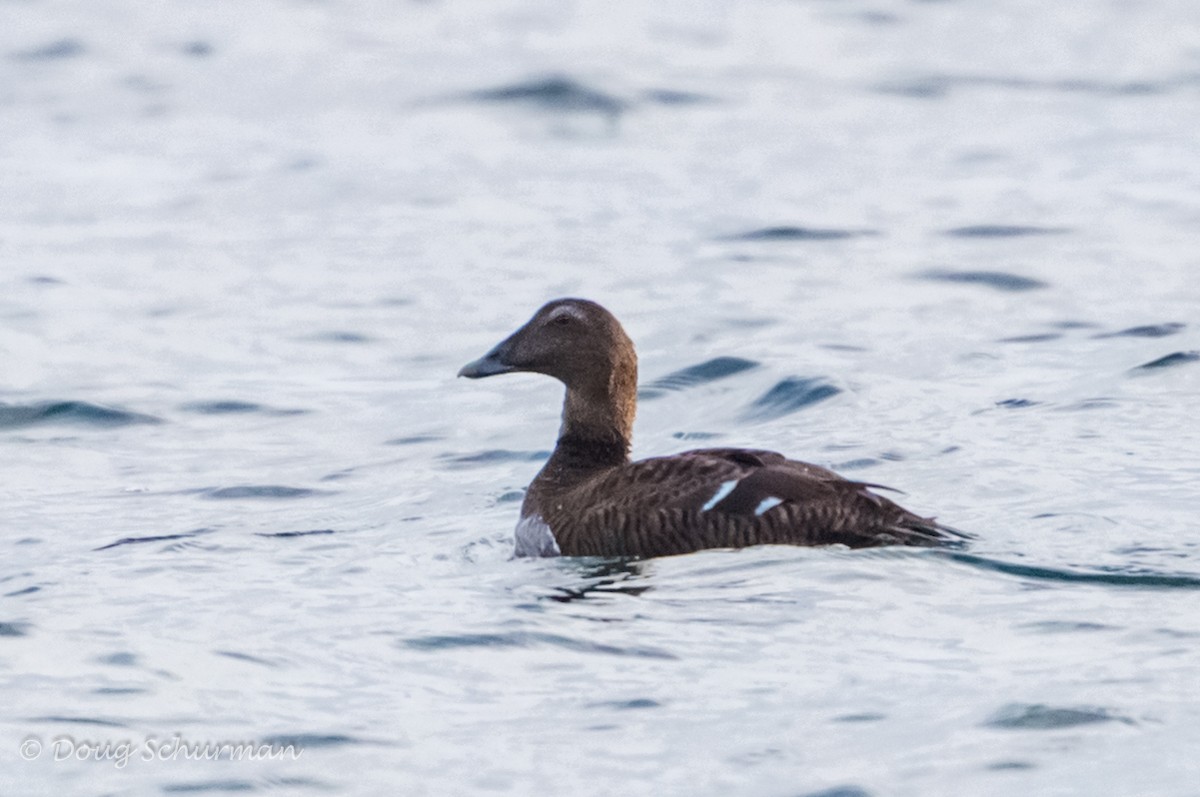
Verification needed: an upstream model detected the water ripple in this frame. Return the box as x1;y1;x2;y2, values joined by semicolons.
402;631;676;659
722;226;878;242
1018;620;1115;634
253;529;336;539
385;435;443;446
984;703;1133;730
995;398;1040;409
944;552;1200;589
742;377;841;421
202;486;324;500
800;787;873;797
95;529;215;552
29;715;129;728
306;331;372;344
586;698;662;710
260;733;363;749
161;780;256;794
215;650;279;668
640;356;759;399
0;401;161;430
998;333;1062;343
944;224;1068;238
461;75;625;116
1132;351;1200;371
0;621;31;637
1096;322;1185;339
440;450;550;468
96;652;138;666
833;713;886;723
918;269;1048;292
181;41;214;58
11;39;85;61
640;88;712;106
180;400;306;416
877;74;1178;99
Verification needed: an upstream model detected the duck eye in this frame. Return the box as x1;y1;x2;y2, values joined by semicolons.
550;314;573;327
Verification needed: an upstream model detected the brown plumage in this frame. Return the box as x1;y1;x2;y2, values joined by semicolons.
458;298;966;558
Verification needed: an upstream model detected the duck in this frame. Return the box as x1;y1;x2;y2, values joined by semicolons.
458;298;966;558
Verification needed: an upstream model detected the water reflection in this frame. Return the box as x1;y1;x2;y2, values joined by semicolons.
546;558;653;603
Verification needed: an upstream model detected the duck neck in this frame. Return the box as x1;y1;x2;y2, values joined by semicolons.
551;361;636;472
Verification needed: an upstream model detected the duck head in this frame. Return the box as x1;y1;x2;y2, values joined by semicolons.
458;298;638;448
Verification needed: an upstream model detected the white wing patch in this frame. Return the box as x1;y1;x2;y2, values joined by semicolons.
701;479;740;512
514;514;561;557
754;497;784;516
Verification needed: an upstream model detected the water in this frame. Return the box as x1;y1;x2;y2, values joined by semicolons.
3;0;1200;794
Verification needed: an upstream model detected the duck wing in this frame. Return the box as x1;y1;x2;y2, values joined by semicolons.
544;448;967;557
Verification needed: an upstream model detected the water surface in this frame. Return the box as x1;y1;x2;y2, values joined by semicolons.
3;1;1199;795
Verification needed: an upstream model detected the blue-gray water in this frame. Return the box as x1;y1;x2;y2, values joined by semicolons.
3;1;1200;795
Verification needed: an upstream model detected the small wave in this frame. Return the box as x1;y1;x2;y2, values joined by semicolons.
918;269;1048;292
1018;620;1115;634
259;733;364;749
987;760;1036;771
672;431;721;441
385;434;443;446
876;74;1174;99
943;552;1200;589
798;787;873;797
214;650;278;668
721;226;878;242
253;529;336;539
306;331;372;344
401;631;676;659
92;687;147;695
0;401;161;430
639;356;760;399
162;781;259;794
201;486;323;500
439;450;550;468
181;41;213;58
95;528;215;552
462;75;625;116
181;400;264;414
998;333;1062;343
0;621;30;637
96;652;138;666
1132;351;1199;372
179;400;305;416
944;224;1068;238
742;377;841;422
29;715;128;728
11;39;85;61
833;712;886;723
984;702;1133;730
834;457;881;471
1055;397;1119;411
640;88;712;106
586;698;662;710
1096;322;1185;339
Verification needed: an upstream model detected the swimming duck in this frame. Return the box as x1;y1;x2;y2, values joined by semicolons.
458;298;964;557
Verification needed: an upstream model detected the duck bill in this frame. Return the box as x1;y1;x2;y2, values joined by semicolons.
457;340;519;379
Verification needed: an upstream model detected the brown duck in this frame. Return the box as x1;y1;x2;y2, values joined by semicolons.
459;298;965;558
